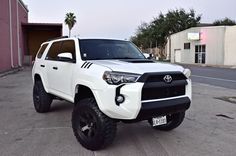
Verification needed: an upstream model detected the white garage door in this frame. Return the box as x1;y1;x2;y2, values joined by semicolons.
175;50;181;63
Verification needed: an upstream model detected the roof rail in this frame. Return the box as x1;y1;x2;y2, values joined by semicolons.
47;36;68;41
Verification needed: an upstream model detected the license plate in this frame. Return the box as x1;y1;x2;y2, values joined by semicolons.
152;116;167;127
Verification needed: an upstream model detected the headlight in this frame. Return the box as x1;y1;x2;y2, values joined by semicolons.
183;68;191;78
103;71;141;85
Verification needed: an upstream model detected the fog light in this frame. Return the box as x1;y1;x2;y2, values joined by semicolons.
116;95;125;103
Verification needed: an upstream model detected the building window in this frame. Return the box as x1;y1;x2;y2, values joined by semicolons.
202;45;206;52
195;45;198;52
195;45;206;64
184;43;191;49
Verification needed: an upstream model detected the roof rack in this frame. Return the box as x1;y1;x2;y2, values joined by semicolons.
47;36;68;41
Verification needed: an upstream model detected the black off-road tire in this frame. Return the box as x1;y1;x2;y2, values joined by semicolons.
33;80;52;113
149;112;185;131
72;98;117;151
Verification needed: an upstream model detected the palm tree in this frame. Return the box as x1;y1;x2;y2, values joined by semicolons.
64;12;77;37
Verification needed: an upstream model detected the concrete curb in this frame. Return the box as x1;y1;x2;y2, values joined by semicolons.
0;67;24;78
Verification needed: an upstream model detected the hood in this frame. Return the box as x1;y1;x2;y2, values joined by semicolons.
90;59;184;74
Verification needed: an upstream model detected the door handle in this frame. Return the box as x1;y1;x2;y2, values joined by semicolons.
40;65;45;68
53;67;58;70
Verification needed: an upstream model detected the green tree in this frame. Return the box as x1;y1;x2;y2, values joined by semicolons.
213;17;236;26
131;22;152;49
131;9;201;58
64;12;77;37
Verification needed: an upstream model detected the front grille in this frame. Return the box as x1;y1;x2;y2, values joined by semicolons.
142;85;185;100
145;74;186;82
140;72;187;101
137;72;187;83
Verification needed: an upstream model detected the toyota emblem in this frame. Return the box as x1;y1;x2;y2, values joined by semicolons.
163;75;172;83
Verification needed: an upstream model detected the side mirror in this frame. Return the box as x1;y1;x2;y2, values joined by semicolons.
142;53;154;59
143;53;150;59
57;53;74;62
147;54;154;60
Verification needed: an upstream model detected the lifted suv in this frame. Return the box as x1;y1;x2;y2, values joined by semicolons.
32;37;192;150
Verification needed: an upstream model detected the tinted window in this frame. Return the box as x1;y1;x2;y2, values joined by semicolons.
46;41;61;60
37;43;48;59
79;39;145;60
61;40;76;60
46;40;76;61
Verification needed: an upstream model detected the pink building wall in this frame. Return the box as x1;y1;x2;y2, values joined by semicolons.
0;0;11;72
0;0;28;72
12;0;18;67
18;0;28;65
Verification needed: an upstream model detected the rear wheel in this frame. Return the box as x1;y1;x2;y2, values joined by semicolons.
33;80;52;113
148;112;185;131
72;98;117;151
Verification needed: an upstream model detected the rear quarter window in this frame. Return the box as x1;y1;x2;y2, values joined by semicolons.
37;43;48;59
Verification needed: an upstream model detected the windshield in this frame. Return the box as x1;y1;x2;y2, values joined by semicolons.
79;39;145;60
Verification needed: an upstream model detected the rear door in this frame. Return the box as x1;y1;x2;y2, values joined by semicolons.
33;43;49;87
45;40;76;99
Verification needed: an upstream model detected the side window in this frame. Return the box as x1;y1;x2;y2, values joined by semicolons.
46;41;62;60
61;40;76;60
46;40;76;62
37;43;48;59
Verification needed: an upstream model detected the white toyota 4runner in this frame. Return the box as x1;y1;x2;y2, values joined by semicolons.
32;37;192;150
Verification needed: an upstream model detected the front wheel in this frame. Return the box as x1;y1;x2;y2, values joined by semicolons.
33;80;52;113
148;112;185;131
72;98;117;151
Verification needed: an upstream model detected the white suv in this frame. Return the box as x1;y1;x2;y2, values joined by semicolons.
32;37;192;150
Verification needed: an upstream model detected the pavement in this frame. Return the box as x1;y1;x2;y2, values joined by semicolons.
183;64;236;90
0;67;236;156
0;67;23;78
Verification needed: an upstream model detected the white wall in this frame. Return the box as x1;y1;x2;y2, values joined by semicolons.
168;26;226;65
170;28;196;64
224;26;236;65
200;27;225;65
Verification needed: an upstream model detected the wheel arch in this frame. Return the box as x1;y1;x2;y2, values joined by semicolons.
33;73;49;92
34;73;42;82
74;84;96;105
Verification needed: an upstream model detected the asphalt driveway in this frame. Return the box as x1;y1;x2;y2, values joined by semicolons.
0;67;236;156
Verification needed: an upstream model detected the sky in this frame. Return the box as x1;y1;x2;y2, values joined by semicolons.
22;0;236;40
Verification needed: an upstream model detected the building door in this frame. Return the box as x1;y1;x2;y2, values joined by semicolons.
174;49;181;63
195;45;206;64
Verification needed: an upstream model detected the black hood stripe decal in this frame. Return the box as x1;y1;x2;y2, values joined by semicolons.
87;63;93;69
81;62;93;69
84;62;90;68
81;62;87;68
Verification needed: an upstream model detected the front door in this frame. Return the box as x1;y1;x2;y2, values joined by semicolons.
45;40;76;98
195;45;206;64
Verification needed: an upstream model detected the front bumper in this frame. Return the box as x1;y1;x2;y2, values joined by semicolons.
136;97;191;121
93;82;144;120
93;79;191;120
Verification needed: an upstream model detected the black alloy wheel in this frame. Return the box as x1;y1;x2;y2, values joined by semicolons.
72;98;117;151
